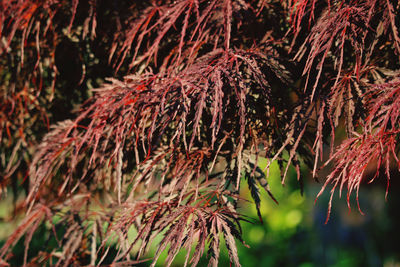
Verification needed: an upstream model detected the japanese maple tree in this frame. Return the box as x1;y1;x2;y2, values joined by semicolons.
0;0;399;266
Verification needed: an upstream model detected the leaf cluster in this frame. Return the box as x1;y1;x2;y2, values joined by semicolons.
1;0;400;265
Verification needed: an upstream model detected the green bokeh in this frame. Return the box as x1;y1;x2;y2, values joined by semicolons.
1;159;400;266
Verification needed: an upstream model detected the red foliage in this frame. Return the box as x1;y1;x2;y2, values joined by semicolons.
1;0;399;265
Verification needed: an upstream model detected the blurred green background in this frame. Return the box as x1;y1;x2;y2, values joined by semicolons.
147;159;400;266
1;159;400;266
